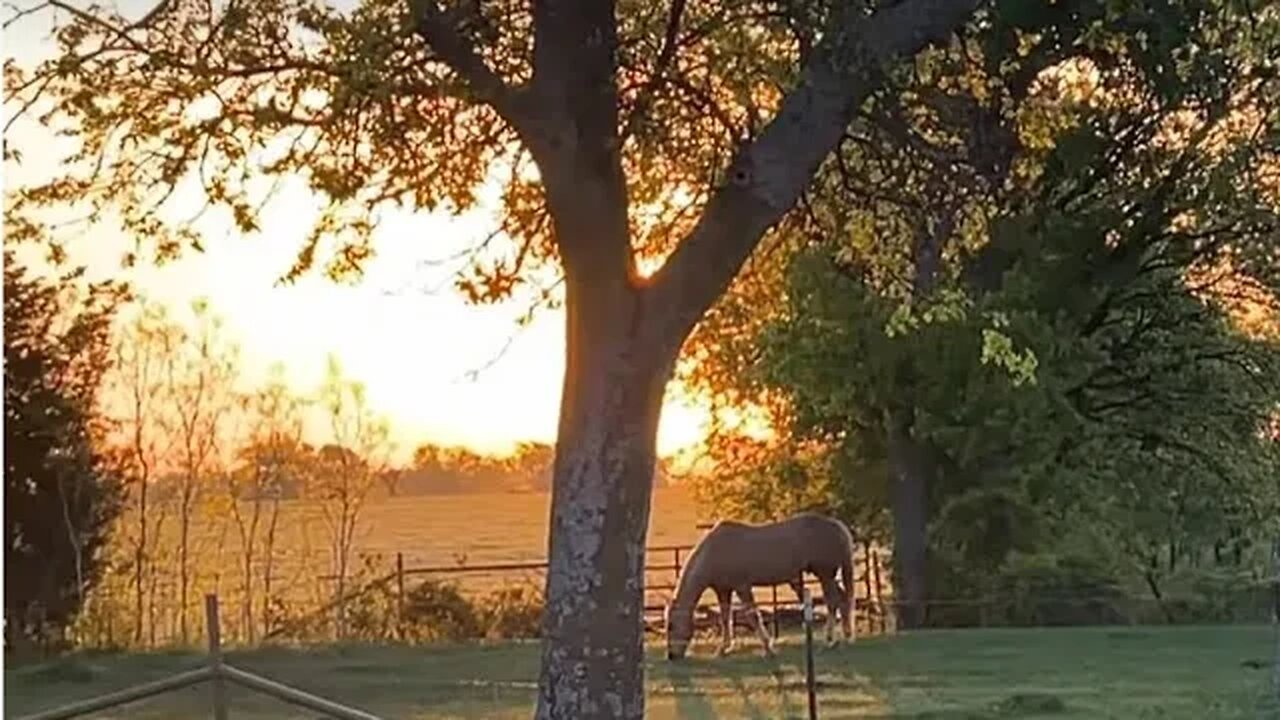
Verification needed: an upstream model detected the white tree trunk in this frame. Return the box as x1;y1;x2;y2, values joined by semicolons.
534;280;672;720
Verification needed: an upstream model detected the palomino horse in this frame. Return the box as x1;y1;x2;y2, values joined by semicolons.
665;512;856;659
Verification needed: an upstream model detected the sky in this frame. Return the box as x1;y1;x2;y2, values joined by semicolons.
2;2;712;462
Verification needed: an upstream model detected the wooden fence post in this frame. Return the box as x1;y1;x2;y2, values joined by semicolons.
871;549;885;633
205;594;229;720
395;553;406;641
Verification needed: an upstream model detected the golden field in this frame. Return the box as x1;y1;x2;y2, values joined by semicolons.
84;487;710;646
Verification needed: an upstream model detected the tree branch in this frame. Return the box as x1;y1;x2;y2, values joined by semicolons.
523;0;632;282
620;0;687;143
410;0;529;126
642;0;982;352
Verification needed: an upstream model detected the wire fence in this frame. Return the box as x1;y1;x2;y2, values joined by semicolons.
65;538;1280;654
64;540;897;649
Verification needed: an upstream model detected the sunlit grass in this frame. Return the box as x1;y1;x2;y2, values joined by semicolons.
7;625;1276;719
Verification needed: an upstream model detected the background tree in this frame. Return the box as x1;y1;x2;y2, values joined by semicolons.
313;357;392;639
159;299;240;643
229;364;308;642
507;442;556;492
3;250;126;652
105;302;183;645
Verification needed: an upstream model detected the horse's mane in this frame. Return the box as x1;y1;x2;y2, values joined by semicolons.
671;527;715;608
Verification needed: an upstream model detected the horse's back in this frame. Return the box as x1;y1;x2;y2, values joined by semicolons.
695;512;852;586
707;512;850;546
779;512;852;542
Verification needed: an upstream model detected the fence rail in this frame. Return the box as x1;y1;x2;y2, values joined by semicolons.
74;529;892;648
18;595;386;720
302;540;894;642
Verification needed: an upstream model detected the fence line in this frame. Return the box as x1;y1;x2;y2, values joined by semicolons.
18;595;385;720
313;543;1275;640
73;521;896;648
309;542;895;641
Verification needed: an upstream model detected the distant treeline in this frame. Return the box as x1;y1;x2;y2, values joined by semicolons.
215;440;681;500
391;441;679;496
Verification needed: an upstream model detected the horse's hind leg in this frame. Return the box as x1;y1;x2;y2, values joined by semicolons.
818;573;842;647
844;578;856;642
734;586;775;657
715;587;734;655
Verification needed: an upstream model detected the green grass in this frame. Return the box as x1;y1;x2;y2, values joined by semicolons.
6;625;1277;719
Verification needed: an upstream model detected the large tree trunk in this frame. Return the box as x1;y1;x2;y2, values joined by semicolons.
535;276;672;720
886;410;930;630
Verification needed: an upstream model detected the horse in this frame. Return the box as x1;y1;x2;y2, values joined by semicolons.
665;512;857;660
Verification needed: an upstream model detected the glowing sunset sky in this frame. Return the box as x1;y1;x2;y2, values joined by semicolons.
2;3;710;460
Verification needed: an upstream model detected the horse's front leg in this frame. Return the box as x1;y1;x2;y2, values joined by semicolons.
715;587;734;656
734;586;774;657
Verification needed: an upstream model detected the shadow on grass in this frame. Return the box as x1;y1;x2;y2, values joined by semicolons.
831;626;1272;720
724;673;765;719
667;661;724;719
7;627;1272;719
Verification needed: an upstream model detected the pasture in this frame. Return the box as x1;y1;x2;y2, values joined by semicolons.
304;486;705;570
85;487;706;643
139;486;703;585
8;625;1275;719
162;481;701;576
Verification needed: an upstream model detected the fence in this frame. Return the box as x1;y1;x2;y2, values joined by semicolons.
68;536;1277;651
17;595;386;720
66;533;892;649
303;540;1280;644
295;539;895;643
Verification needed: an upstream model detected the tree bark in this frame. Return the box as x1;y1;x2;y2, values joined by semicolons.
535;275;673;720
886;409;930;630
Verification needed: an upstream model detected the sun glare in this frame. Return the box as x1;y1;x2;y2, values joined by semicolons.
3;70;714;469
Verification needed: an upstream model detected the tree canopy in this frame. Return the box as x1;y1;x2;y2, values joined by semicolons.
681;0;1280;626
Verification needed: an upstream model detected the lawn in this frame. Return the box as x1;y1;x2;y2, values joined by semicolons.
6;625;1277;719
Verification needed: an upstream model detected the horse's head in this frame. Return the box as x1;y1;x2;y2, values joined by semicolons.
665;601;692;660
